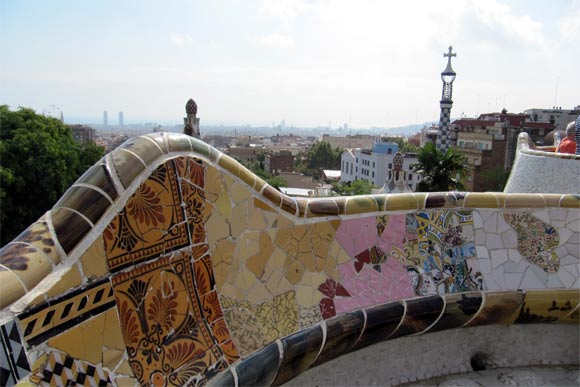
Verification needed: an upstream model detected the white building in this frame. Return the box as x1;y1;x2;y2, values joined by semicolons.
523;106;579;132
340;141;421;191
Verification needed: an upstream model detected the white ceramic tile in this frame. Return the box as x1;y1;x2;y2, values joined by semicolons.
483;214;498;233
501;231;518;249
491;250;509;269
472;211;483;229
485;234;503;250
519;268;546;290
556;268;576;288
475;245;489;259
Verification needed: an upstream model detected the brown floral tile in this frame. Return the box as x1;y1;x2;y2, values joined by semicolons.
220;339;240;364
112;252;220;386
103;160;189;272
466;291;524;327
514;289;579;324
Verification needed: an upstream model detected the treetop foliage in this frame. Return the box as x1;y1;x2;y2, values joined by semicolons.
0;105;104;246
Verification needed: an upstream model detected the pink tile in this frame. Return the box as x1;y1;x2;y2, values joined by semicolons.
336;217;377;257
378;214;406;255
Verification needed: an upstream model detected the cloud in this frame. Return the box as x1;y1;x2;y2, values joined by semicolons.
559;1;580;44
457;0;545;48
170;33;192;47
259;32;296;48
259;0;316;25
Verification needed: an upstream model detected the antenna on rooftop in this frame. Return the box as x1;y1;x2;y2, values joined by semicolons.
553;77;559;107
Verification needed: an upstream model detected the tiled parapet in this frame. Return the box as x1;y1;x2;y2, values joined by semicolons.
504;132;580;193
0;133;578;387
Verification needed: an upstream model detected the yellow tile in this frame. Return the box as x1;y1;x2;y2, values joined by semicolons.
295;285;314;307
115;359;135;376
493;193;507;208
231;182;251;204
385;194;419;211
253;197;275;212
215;192;232;218
103;348;125;370
46;265;83;299
0;270;27;308
206;211;230;250
284;258;305;285
241;267;257;292
15;378;36;387
247;279;273;304
47;326;84;360
560;195;580;209
218;155;241;179
505;194;545;208
247;233;274;279
345;195;379;215
230;202;248;238
248;208;267;230
205;169;224;201
114;376;140;387
3;243;53;291
79;236;109;279
464;193;498;208
103;309;125;351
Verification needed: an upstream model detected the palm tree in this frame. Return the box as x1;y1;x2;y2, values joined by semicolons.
412;142;466;192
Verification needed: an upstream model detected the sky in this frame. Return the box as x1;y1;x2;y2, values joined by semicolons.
1;0;579;128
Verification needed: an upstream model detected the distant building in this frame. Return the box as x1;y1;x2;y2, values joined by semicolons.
523;106;580;132
70;125;96;144
452;110;555;191
374;152;413;194
321;134;375;150
227;145;264;163
183;98;200;138
265;150;294;174
203;135;232;149
340;140;420;191
118;111;124;126
103;110;108;126
408;133;422;148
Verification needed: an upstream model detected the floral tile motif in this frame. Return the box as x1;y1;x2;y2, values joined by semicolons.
220;291;298;357
400;211;482;296
112;250;230;386
504;213;560;272
104;160;190;272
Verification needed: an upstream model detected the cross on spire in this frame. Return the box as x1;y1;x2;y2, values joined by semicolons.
444;46;456;59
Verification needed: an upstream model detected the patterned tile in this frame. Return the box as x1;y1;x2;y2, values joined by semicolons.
104;160;189;272
34;350;111;387
112;250;229;386
18;278;115;347
504;213;560;272
1;321;31;387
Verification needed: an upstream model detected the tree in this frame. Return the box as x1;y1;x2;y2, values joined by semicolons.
0;106;104;246
332;179;376;196
299;141;343;177
480;166;510;192
412;142;466;192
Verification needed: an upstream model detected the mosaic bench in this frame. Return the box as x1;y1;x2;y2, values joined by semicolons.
0;133;578;386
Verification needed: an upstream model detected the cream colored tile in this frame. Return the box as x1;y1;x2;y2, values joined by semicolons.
46;265;83;299
231;182;251;204
79;236;109;279
230;202;248;238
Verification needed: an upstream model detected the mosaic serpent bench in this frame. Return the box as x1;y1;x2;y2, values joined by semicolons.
0;133;578;387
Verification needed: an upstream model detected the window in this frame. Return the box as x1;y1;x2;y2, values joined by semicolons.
372;172;375;178
388;163;392;169
408;173;412;180
373;162;375;168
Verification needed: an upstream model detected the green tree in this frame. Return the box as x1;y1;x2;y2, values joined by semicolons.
412;142;466;192
299;141;343;177
0;106;104;246
480;166;510;192
332;179;376;196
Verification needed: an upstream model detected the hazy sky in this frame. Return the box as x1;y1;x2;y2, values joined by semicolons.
1;0;578;127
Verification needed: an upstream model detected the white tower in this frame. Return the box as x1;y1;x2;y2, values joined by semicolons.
184;98;200;138
436;46;457;151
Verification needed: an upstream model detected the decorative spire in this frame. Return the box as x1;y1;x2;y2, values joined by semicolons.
442;46;456;75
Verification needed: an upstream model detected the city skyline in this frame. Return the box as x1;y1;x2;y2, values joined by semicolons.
1;0;578;128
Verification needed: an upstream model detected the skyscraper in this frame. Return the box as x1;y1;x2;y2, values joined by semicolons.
103;110;108;126
436;46;457;151
118;111;124;126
